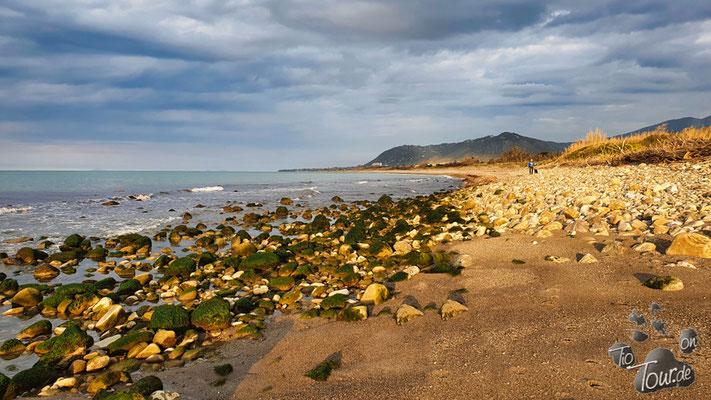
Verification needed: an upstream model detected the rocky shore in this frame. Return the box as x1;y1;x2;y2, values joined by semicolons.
0;161;710;399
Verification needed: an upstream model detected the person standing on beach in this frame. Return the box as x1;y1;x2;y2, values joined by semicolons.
528;159;535;175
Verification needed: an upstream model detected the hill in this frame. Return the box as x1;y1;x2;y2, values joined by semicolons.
616;115;711;137
364;132;570;167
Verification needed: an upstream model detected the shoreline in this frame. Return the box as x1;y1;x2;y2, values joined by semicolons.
3;160;711;399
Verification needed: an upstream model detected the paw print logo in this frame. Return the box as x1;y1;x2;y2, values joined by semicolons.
608;303;698;394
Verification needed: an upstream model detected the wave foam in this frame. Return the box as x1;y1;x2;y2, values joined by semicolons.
0;206;32;215
188;186;224;193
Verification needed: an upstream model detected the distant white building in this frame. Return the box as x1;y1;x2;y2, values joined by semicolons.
372;162;383;167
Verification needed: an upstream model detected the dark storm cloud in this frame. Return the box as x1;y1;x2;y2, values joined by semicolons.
0;0;710;169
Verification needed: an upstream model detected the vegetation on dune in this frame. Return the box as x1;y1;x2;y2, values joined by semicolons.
555;125;711;165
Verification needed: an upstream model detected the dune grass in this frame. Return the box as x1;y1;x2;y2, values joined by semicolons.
553;125;711;165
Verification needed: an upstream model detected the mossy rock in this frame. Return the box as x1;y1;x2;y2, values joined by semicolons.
300;309;319;319
108;358;141;372
423;263;461;276
196;252;217;267
88;371;130;394
106;330;153;354
54;282;96;297
18;319;52;340
48;250;82;263
644;276;684;291
239;252;280;271
0;339;24;360
116;279;142;296
164;257;196;279
232;297;255;313
11;364;58;395
279;289;302;305
0;373;16;400
36;325;93;366
234;325;262;340
337;306;367;322
95;277;117;291
214;363;233;377
344;224;366;245
40;294;71;310
87;247;108;261
310;215;330;232
63;234;84;248
269;276;295;291
129;375;163;396
150;305;190;330
15;247;48;264
0;280;17;297
305;359;339;381
191;297;231;330
100;392;146;400
153;255;171;268
320;294;347;310
117;234;152;252
388;271;409;282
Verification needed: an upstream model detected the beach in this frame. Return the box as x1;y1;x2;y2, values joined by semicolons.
1;162;710;399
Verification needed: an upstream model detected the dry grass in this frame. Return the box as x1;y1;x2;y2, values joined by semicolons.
553;125;711;165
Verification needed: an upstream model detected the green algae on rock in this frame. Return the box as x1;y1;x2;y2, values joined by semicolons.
151;305;190;330
305;359;340;381
191;297;231;330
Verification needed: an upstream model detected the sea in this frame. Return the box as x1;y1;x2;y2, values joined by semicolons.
0;171;458;373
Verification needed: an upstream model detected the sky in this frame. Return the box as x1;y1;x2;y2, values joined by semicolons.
1;1;710;170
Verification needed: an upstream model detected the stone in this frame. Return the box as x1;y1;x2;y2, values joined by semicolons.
86;355;110;372
666;233;711;258
453;254;474;268
70;359;86;374
395;304;423;325
439;299;468;320
12;287;42;307
151;391;181;400
17;319;52;340
87;371;128;393
403;265;420;278
544;255;570;263
644;276;684;291
35;325;93;366
130;375;163;396
393;241;412;255
337;306;368;322
33;264;60;281
96;305;128;332
360;283;388;305
633;242;656;252
136;343;162;359
153;329;177;348
191;297;231;330
601;241;626;256
54;376;77;388
150;305;190;330
564;208;579;219
578;253;598;264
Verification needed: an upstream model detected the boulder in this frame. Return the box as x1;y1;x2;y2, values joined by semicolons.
439;299;468;320
86;355;110;372
360;283;388;305
644;276;684;291
33;264;60;282
130;375;163;397
578;253;598;264
11;287;42;307
0;339;25;360
153;330;177;348
164;257;196;279
337;306;368;322
269;276;295;291
87;371;129;393
17;319;52;340
666;233;711;258
191;297;231;330
150;305;190;330
320;294;347;310
15;247;47;264
239;252;280;271
0;373;15;400
35;325;93;366
395;304;423;325
96;305;128;332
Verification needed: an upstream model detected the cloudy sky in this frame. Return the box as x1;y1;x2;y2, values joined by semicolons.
1;1;710;170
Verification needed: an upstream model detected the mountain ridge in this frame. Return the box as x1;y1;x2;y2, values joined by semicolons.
616;115;711;137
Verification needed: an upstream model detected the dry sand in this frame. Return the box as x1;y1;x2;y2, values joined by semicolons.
146;231;711;399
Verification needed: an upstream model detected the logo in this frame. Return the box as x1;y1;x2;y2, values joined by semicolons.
607;303;698;394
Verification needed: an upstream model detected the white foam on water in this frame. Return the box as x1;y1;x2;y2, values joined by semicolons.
129;194;152;201
0;206;32;215
356;181;368;184
188;186;224;193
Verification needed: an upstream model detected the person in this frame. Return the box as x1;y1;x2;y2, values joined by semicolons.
528;159;535;175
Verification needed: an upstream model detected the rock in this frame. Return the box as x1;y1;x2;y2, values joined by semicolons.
633;242;656;252
320;294;347;310
268;276;295;291
191;297;231;330
108;358;141;373
136;343;161;359
151;390;180;400
35;325;93;366
17;319;52;340
337;306;368;322
11;365;58;395
601;241;626;256
232;242;257;257
578;253;598;264
70;359;86;374
0;339;25;359
153;330;177;348
666;233;711;258
395;304;423;325
403;265;420;278
278;289;302;305
453;254;474;268
0;373;15;400
360;283;388;305
12;287;42;307
239;252;280;271
439;299;468;320
33;264;60;281
164;257;196;279
544;255;570;263
96;305;128;332
15;247;47;264
644;276;684;291
564;208;579;219
86;355;110;372
130;375;163;396
107;330;153;354
150;305;190;330
393;241;412;255
102;201;120;206
54;376;77;388
87;371;128;393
